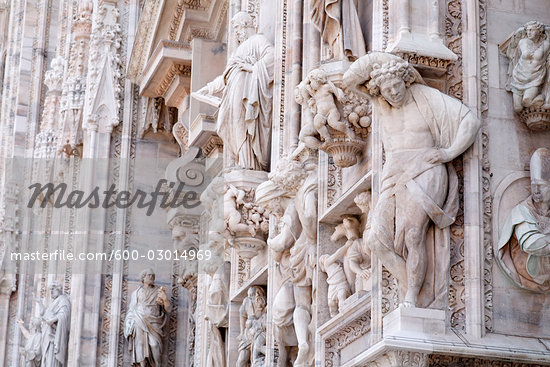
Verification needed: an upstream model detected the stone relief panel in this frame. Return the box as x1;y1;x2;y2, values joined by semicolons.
496;148;550;292
501;21;550;130
343;52;480;308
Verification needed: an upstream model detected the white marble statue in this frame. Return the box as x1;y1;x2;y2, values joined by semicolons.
16;317;42;367
343;52;480;308
124;269;171;367
295;68;355;143
498;148;550;292
319;249;351;317
193;12;274;170
38;282;71;367
310;0;366;61
332;215;371;294
205;268;229;367
255;149;317;367
504;21;550;113
236;286;267;367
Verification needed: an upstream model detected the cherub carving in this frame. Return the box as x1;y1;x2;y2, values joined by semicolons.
295;68;355;145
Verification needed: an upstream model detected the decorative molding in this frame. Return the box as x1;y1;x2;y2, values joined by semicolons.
324;313;371;366
155;64;191;97
202;135;223;157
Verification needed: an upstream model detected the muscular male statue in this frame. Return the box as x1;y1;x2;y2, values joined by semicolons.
343;53;480;307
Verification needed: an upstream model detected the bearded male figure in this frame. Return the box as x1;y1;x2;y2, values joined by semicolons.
343;53;480;307
256;149;317;367
38;282;71;367
124;268;171;366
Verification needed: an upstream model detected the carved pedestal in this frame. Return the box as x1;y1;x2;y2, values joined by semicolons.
518;106;550;131
383;305;446;338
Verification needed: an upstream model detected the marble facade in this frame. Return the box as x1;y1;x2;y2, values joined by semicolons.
0;0;549;366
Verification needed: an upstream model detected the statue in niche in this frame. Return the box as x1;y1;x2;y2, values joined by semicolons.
255;148;317;367
236;286;267;367
38;282;71;367
193;11;274;171
332;215;371;294
124;268;171;367
310;0;366;61
504;21;550;113
343;52;480;308
16;317;42;367
497;148;550;292
295;69;354;144
205;267;229;367
224;183;255;236
319;249;351;317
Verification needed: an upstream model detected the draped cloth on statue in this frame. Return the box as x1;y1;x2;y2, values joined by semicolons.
24;332;41;366
41;295;71;367
372;84;470;308
218;34;274;170
311;0;366;60
124;286;166;366
498;198;550;291
205;274;228;367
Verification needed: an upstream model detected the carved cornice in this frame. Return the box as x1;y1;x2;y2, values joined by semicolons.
127;0;165;82
201;136;223;157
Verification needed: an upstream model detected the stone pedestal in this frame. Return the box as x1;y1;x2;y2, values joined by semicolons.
383;305;446;338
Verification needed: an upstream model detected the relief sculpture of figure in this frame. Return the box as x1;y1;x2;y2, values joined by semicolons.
205;267;229;367
343;52;480;308
38;282;71;367
236;286;267;367
319;248;351;317
295;68;355;143
255;149;317;367
498;148;550;292
124;268;171;367
16;317;42;367
504;21;550;113
311;0;366;61
193;12;274;171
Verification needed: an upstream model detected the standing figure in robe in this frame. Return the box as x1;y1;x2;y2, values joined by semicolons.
194;12;274;171
310;0;366;61
38;282;71;367
124;268;171;367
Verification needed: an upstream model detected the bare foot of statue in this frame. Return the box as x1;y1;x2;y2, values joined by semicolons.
294;342;309;367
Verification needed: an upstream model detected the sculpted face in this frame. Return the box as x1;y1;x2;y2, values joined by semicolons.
235;25;253;43
379;77;407;106
50;287;61;299
531;179;550;206
142;271;155;286
526;25;542;41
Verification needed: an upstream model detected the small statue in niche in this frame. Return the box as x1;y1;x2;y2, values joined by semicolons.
236;286;267;367
38;282;71;367
504;21;550;113
295;69;355;143
319;249;352;317
16;317;41;367
124;268;171;367
497;148;550;292
331;215;371;294
224;183;256;236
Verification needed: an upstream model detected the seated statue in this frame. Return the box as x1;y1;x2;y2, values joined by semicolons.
498;148;550;292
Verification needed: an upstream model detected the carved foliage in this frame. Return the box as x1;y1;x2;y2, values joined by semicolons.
324;313;371;366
